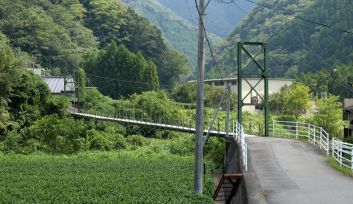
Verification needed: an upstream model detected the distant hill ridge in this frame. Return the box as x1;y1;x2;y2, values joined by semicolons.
207;0;353;78
122;0;221;75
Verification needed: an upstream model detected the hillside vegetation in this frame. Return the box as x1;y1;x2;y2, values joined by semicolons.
208;0;353;79
158;0;255;37
122;0;221;75
0;0;188;90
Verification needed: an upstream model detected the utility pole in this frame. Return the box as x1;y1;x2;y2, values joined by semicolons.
194;0;205;195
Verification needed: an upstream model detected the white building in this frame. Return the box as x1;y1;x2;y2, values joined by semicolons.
189;78;293;112
26;67;75;96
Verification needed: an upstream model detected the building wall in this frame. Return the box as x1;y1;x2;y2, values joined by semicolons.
206;78;293;113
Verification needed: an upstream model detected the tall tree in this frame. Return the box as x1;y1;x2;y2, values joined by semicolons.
84;41;160;98
314;94;344;139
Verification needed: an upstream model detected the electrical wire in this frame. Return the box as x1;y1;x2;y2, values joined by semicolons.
185;0;197;25
86;73;174;89
239;0;353;35
194;0;222;72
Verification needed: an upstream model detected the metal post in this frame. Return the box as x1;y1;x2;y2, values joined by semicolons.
194;0;205;195
320;127;323;150
263;44;269;137
237;42;243;125
339;141;343;167
226;83;231;138
308;123;311;142
272;120;275;137
296;122;299;139
332;140;336;158
327;134;330;156
313;126;316;146
351;148;353;171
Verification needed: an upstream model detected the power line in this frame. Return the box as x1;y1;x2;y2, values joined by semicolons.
208;0;346;77
194;0;222;73
239;0;353;35
231;1;249;15
185;0;196;25
86;73;174;89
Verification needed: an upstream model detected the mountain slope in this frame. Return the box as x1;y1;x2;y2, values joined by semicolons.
122;0;221;74
158;0;256;37
0;0;188;88
207;0;353;78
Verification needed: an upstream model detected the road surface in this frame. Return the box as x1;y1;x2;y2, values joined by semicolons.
244;136;353;204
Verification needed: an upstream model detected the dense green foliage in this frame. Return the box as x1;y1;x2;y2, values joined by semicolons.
270;83;312;118
116;91;186;129
0;0;188;89
171;83;237;108
0;35;68;138
0;0;97;71
0;152;213;203
84;42;159;98
208;0;353;79
82;0;189;88
313;94;344;139
296;63;353;99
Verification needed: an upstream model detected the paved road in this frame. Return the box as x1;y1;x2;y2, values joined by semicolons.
244;136;353;204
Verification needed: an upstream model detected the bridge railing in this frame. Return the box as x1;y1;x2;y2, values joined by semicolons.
332;139;353;170
272;120;353;171
233;121;248;171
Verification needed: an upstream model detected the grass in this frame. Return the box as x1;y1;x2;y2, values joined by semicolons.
328;157;353;177
0;151;213;203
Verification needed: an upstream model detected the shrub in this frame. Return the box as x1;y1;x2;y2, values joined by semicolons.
154;130;178;139
88;130;127;151
168;136;194;156
44;96;69;116
127;135;146;147
89;132;114;151
314;94;344;139
28;115;87;154
274;115;297;122
114;134;128;150
343;137;353;144
204;137;225;167
3;129;22;153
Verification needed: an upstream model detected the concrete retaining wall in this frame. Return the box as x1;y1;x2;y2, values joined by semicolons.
224;138;248;204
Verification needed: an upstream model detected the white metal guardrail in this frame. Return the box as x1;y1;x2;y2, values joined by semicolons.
272;120;353;171
233;121;248;171
332;139;353;170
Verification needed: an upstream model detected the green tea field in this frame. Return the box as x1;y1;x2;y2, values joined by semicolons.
0;151;213;203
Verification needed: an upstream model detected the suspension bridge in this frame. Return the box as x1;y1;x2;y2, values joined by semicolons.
70;109;235;137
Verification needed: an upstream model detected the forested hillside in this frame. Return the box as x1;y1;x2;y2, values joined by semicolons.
158;0;255;37
122;0;220;75
0;0;188;92
207;0;353;79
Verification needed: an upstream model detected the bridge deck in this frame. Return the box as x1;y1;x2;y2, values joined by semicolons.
71;112;234;137
245;136;353;204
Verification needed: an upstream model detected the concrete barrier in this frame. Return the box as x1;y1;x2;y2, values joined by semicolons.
224;138;248;204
